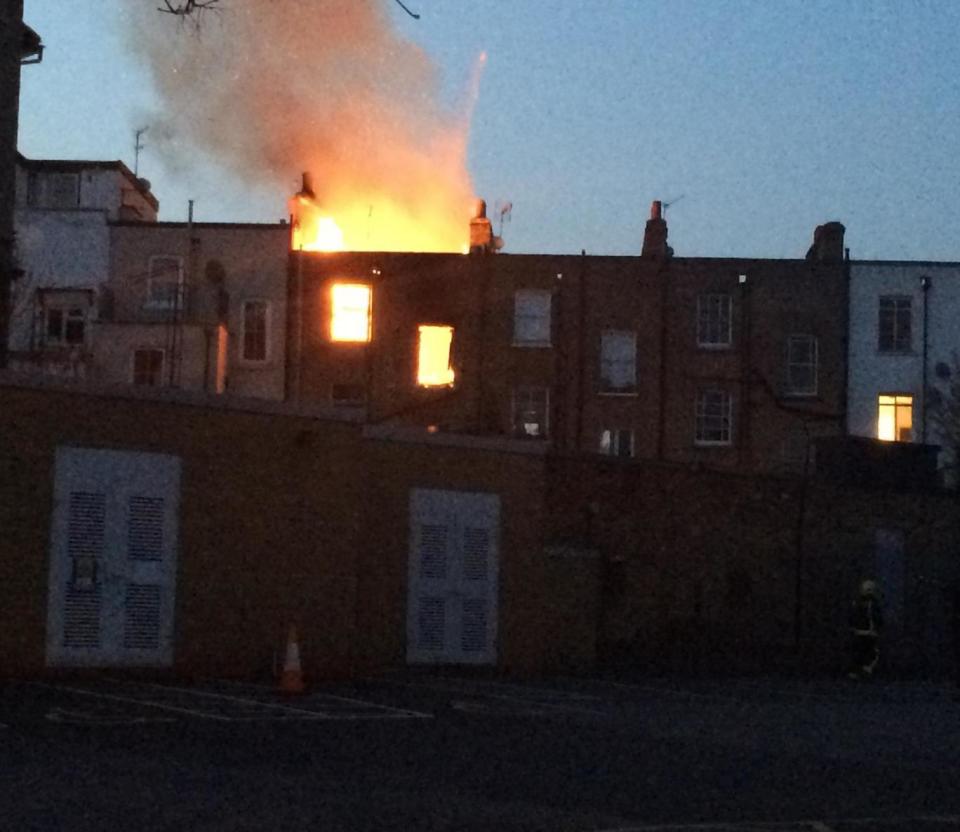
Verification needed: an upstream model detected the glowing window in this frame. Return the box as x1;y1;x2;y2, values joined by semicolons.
330;284;371;342
417;325;455;387
878;394;913;442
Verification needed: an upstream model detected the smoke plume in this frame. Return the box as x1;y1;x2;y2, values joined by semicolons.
124;0;476;251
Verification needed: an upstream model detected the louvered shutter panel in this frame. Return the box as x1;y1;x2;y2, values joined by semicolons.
62;492;105;648
460;598;487;653
419;524;447;579
123;584;162;649
416;596;446;651
128;496;164;561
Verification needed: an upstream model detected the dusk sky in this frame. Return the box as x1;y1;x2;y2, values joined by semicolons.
17;0;960;260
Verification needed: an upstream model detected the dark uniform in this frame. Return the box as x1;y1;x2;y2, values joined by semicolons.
848;580;883;679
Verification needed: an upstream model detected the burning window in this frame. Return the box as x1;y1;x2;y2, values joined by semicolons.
330;284;371;342
417;325;455;387
878;394;913;442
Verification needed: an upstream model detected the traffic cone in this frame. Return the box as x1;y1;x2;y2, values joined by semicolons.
278;624;305;695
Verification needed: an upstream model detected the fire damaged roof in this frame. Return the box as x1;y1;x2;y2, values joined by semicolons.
16;153;159;211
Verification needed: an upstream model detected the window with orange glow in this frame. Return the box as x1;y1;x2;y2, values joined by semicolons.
878;394;913;442
417;325;455;387
330;284;371;342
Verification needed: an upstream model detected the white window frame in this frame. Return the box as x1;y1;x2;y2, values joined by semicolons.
145;256;185;311
132;348;165;387
512;386;549;439
600;428;635;458
513;289;552;347
878;295;912;353
697;293;732;348
600;330;637;394
784;334;818;396
41;294;88;348
240;299;270;364
695;389;733;446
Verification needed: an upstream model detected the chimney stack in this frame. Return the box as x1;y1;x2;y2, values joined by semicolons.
642;200;670;259
805;221;845;263
469;198;494;254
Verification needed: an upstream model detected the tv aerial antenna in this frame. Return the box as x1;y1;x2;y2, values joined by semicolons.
134;126;149;176
494;200;513;238
662;194;685;219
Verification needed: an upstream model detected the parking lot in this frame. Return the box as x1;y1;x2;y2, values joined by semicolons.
2;673;958;831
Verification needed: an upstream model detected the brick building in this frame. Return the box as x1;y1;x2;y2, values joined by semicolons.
287;206;848;476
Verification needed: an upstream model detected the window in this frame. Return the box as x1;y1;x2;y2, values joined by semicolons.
43;304;86;348
132;349;164;387
330;283;371;342
600;330;636;392
513;290;551;346
28;172;79;209
878;394;913;442
145;256;184;310
695;389;733;445
697;294;732;348
878;296;911;352
513;387;549;438
600;428;634;458
417;325;455;387
241;300;269;362
784;335;818;396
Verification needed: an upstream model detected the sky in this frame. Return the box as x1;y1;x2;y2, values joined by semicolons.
17;0;960;260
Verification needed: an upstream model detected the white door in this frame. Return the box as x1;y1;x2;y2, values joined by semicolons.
407;488;500;665
46;447;181;667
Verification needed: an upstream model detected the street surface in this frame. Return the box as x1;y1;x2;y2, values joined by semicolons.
1;673;958;831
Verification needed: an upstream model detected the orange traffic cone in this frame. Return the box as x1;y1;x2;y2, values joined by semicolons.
278;624;306;695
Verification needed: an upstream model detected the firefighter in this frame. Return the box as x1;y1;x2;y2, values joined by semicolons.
848;579;883;679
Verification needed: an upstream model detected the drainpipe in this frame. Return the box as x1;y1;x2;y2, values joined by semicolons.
841;248;851;435
920;275;930;443
575;250;588;450
738;273;752;468
656;259;669;460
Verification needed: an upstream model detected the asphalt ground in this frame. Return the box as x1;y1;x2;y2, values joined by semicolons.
1;673;958;831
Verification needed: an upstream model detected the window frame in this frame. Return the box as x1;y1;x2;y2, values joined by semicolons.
512;386;550;439
330;282;372;343
512;289;552;347
695;389;734;446
696;293;733;349
600;428;635;458
144;256;185;311
877;393;914;443
43;304;87;348
599;329;637;394
878;295;912;353
784;334;818;397
416;324;456;388
240;299;270;364
132;348;165;387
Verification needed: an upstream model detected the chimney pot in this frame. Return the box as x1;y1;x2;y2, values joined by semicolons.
650;200;662;221
642;199;670;259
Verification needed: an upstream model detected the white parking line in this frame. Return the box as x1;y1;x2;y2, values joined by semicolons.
45;707;176;726
372;677;604;715
29;682;233;722
213;678;434;719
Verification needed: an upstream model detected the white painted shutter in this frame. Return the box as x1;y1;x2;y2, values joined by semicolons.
62;491;106;649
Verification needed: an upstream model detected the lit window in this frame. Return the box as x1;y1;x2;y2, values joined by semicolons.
600;428;634;458
241;300;268;362
878;296;911;352
697;294;732;348
133;349;164;387
513;387;549;438
330;283;371;342
600;330;636;392
145;256;184;310
417;325;455;387
513;290;551;346
878;394;913;442
785;335;818;396
695;389;733;445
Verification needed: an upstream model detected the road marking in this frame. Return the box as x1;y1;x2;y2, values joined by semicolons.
30;682;233;722
594;816;960;831
216;678;433;718
373;677;604;715
45;707;176;726
118;679;433;721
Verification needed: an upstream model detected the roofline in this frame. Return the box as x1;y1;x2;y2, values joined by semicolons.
850;259;960;268
110;220;289;230
16;153;159;211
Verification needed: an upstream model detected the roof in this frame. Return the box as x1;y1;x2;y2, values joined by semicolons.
16;153;159;211
21;23;42;62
